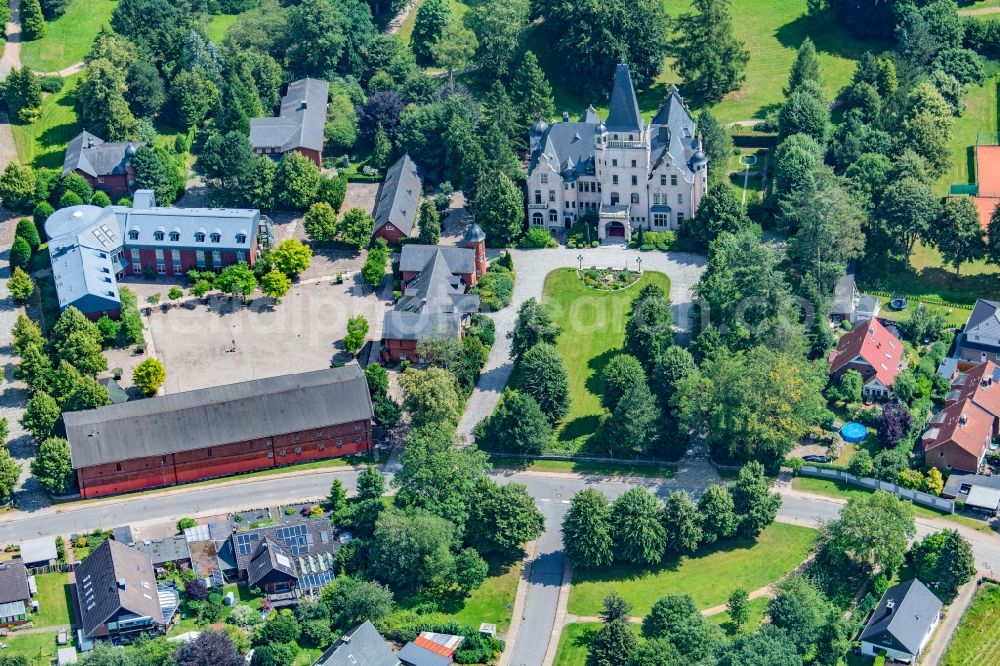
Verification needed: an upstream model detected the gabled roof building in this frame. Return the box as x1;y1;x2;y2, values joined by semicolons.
66;366;373;498
956;298;1000;368
222;520;337;599
859;579;941;663
923;360;1000;473
373;154;423;245
75;540;179;646
62;131;142;197
526;64;707;241
314;621;400;666
0;560;31;626
827;318;903;400
249;78;329;167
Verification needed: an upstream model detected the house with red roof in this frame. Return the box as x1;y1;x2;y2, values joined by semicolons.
828;318;904;401
923;360;1000;473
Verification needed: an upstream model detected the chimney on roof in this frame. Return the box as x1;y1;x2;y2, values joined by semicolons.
960;414;969;426
562;111;569;122
300;99;308;109
86;136;94;149
886;599;895;616
118;578;126;590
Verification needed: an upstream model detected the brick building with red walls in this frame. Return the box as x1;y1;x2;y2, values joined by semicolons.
249;78;328;168
65;366;373;499
62;131;141;199
46;190;261;319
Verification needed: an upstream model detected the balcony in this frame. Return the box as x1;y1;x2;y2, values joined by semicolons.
607;141;645;149
527;203;548;209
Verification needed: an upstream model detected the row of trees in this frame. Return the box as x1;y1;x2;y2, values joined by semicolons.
562;462;780;568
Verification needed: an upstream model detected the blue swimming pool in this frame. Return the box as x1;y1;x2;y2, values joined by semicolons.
840;422;868;443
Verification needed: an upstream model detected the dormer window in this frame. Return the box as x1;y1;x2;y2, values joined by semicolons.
153;231;164;241
128;230;139;240
169;231;180;241
236;234;246;244
195;232;205;242
210;233;221;243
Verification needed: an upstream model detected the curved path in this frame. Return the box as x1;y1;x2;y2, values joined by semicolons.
456;247;706;439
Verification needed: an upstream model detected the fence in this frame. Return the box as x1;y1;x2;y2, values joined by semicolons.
27;562;78;576
486;452;680;467
949;183;979;196
800;465;955;513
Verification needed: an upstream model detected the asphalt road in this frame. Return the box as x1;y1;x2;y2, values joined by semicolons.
5;470;1000;666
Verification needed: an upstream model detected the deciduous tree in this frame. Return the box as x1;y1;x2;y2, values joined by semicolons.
508;298;560;359
465;478;545;560
563;488;614;568
934;197;986;276
662;490;702;554
304;202;339;244
624;283;673;371
31;437;73;494
731;461;782;537
132;357;166;396
339;208;375;249
610;487;666;565
400;367;462;428
475;389;551;454
270;239;312;277
697;484;738;544
824;490;915;573
7;268;35;304
356;465;385;501
517;343;569;424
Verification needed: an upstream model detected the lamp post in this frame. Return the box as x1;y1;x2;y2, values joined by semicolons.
637;257;642;274
578;254;583;271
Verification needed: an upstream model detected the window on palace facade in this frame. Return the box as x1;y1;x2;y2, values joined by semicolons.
541;173;548;183
631;160;636;167
548;190;555;201
631;175;637;186
671;175;678;186
631;193;640;204
532;213;544;225
661;175;667;186
612;175;619;185
549;210;557;222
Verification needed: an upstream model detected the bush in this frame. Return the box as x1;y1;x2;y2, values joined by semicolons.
9;237;31;270
518;227;555;249
591;240;599;248
177;517;197;533
39;76;63;93
471;271;514;311
15;217;40;250
467;313;495;348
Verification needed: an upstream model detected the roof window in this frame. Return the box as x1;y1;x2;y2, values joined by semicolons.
194;232;205;242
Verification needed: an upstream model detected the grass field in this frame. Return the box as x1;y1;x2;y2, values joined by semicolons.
539;268;670;448
707;596;770;634
33;572;73;628
21;0;118;72
942;582;1000;666
401;557;521;632
398;0;471;44
937;60;1000;196
12;73;82;169
524;0;886;125
567;522;817;616
554;622;641;666
4;632;60;663
202;13;243;43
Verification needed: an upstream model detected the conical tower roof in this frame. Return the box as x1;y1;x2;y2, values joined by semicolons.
605;64;644;132
464;222;486;244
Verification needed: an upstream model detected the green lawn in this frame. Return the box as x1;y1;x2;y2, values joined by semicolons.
707;596;770;635
202;13;242;44
33;572;73;628
526;0;886;125
12;73;82;169
397;0;470;45
942;582;1000;666
567;523;817;616
554;622;641;666
21;0;118;72
4;631;61;663
871;294;973;329
489;455;677;478
937;60;1000;196
539;268;670;448
401;558;521;632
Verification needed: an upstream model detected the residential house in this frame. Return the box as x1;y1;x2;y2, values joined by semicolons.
65;366;373;499
62;131;141;198
955;299;1000;368
922;360;1000;473
313;620;399;666
373;154;422;245
827;318;904;400
526;64;707;239
221;520;337;598
45;190;261;319
942;471;1000;510
0;560;31;626
132;536;192;571
75;539;179;647
249;78;329;167
19;536;57;568
399;632;464;666
859;579;941;663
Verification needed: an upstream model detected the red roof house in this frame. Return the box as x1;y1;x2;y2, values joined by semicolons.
923;361;1000;473
828;318;903;401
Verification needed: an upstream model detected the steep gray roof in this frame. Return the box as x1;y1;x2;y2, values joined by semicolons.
65;366;373;469
246;539;296;589
384;250;479;341
399;244;474;275
528;122;598;181
398;642;451;666
315;621;400;666
62;131;141;178
580;105;601;124
605;64;643;132
964;299;1000;338
649;85;699;178
249;78;329;153
230;520;336;574
75;540;164;639
0;561;29;605
374;154;422;236
859;579;942;656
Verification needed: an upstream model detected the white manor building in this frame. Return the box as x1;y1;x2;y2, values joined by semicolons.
526;64;708;241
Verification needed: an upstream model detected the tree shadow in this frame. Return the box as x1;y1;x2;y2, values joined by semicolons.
774;12;891;62
558;414;600;443
584;347;621;397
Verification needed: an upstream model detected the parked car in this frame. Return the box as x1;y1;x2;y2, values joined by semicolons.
802;455;829;463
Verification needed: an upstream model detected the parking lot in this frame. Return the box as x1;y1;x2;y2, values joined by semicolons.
115;275;382;394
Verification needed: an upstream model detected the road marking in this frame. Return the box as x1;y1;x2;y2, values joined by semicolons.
560;500;570;504
539;498;551;502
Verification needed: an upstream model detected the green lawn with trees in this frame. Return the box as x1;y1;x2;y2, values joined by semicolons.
11;73;81;168
21;0;118;72
942;582;1000;666
540;268;669;446
33;571;73;627
567;522;816;616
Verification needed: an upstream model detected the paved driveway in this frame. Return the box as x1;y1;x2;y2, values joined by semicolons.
456;247;706;437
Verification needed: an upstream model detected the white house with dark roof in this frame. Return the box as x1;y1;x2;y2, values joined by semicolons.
526;64;708;241
859;579;942;663
249;78;329;167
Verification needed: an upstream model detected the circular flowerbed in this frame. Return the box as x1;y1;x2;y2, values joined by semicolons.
579;266;641;290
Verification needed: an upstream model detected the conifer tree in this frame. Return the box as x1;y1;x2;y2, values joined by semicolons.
20;0;46;41
785;37;822;95
669;0;749;103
